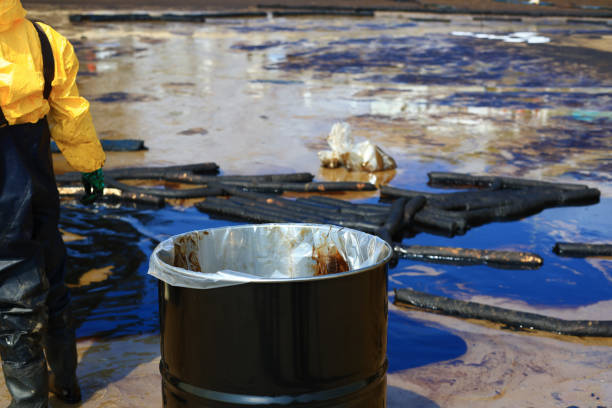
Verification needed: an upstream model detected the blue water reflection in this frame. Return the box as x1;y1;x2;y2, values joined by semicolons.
387;310;466;372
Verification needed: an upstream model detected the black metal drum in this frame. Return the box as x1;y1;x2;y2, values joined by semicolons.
151;224;393;407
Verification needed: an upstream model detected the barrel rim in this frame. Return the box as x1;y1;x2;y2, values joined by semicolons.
152;222;393;284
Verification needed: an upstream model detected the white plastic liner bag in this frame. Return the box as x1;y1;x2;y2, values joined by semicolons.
148;223;392;289
318;122;396;172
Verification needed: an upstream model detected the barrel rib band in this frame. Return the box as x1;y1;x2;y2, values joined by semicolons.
160;359;388;405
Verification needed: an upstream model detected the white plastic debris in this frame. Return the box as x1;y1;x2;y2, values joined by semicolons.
148;223;392;289
318;122;396;172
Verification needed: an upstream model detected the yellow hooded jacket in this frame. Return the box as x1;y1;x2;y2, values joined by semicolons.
0;0;105;173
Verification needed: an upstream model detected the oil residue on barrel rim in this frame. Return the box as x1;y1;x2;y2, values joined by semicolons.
173;233;202;272
312;244;350;276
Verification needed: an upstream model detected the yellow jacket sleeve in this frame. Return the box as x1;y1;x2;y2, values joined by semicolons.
42;23;105;173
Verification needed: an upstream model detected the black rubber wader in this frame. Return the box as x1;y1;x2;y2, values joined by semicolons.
0;21;77;408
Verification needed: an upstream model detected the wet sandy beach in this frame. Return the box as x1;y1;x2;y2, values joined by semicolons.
3;2;611;407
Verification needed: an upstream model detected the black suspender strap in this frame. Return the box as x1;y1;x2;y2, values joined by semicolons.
0;107;7;128
0;20;55;127
31;21;55;100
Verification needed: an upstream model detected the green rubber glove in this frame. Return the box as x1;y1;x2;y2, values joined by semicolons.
81;168;105;204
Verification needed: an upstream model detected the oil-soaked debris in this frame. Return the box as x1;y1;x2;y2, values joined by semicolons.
178;127;208;136
56;162;373;203
272;9;374;17
92;92;159;103
194;171;600;246
249;79;304;84
52;139;147;152
138;36;168;45
394;245;543;269
69;13;212;23
394;288;612;337
162;81;196;87
493;0;555;7
553;242;612;257
231;40;295;51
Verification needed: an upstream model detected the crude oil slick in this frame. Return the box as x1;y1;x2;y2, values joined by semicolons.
32;8;612;406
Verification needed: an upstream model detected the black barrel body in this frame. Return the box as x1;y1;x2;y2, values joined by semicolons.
158;263;388;407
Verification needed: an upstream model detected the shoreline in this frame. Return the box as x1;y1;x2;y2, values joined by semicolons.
22;0;612;18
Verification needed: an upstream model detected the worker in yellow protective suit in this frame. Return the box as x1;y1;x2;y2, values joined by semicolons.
0;0;105;406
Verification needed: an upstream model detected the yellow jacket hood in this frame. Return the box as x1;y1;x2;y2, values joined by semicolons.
0;0;26;32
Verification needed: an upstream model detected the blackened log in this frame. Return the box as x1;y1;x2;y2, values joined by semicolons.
69;13;154;22
196;197;293;224
226;189;388;224
553;242;612;257
228;194;386;229
413;207;468;235
304;196;390;214
96;193;165;207
555;188;601;205
69;12;267;23
271;10;374;17
268;181;376;192
303;195;361;208
116;192;165;207
394;289;612;337
105;177;224;198
394;245;543;269
332;220;382;235
195;197;382;233
402;196;426;230
51;139;147;153
428;172;590;191
163;172;315;184
59;186;165;208
219;181;375;193
228;196;326;224
379;185;437;200
383;185;599;212
199;12;268;18
381;197;407;241
295;198;388;221
457;188;600;226
227;195;329;223
56;162;219;184
381;186;526;211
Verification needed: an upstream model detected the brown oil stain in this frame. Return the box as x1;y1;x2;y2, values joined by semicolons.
173;234;202;272
178;127;208;136
61;229;86;242
312;245;349;276
68;265;113;288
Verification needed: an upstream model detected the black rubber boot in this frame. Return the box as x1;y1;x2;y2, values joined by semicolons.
2;354;48;408
0;255;50;408
45;307;81;404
